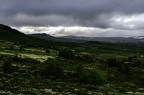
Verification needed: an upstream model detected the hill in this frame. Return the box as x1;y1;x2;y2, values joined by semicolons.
30;33;68;42
0;24;52;47
29;33;86;43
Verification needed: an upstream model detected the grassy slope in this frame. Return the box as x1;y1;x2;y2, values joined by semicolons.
0;24;54;47
0;24;144;94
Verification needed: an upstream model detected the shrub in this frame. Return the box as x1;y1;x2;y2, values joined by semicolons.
0;47;2;51
59;49;75;59
9;46;15;50
122;63;131;75
76;64;83;76
132;59;143;67
76;54;95;62
79;70;106;85
107;58;131;75
107;58;117;67
128;57;133;62
43;60;63;78
88;70;106;85
19;45;24;51
2;59;13;74
76;65;106;85
46;49;50;53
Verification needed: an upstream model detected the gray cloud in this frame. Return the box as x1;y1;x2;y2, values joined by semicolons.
0;14;78;26
1;0;144;16
1;0;144;25
1;0;144;36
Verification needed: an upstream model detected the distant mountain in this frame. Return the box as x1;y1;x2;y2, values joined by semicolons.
29;33;64;42
131;36;144;39
62;35;144;44
1;24;144;45
0;24;52;47
62;35;92;40
29;33;144;44
29;33;85;42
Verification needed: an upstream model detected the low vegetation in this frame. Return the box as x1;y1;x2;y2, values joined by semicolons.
0;40;144;95
0;24;144;94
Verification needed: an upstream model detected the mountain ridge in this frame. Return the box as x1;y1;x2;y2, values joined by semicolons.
0;24;53;47
29;33;144;44
29;33;85;42
1;24;144;44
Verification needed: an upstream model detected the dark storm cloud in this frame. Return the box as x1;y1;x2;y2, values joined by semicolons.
1;0;144;16
1;0;144;27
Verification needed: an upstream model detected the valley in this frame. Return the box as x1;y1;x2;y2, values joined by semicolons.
0;24;144;94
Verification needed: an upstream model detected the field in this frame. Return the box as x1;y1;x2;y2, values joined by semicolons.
0;40;144;95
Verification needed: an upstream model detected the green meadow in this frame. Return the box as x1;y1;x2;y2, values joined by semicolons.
0;40;144;95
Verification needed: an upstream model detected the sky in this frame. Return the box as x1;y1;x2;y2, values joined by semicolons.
1;0;144;37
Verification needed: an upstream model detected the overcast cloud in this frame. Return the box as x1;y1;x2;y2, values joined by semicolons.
1;0;144;37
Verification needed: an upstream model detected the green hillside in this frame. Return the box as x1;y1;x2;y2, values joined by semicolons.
0;24;144;94
0;24;53;47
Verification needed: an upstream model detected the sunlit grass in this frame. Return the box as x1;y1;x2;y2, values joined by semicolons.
0;50;56;62
20;53;53;62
